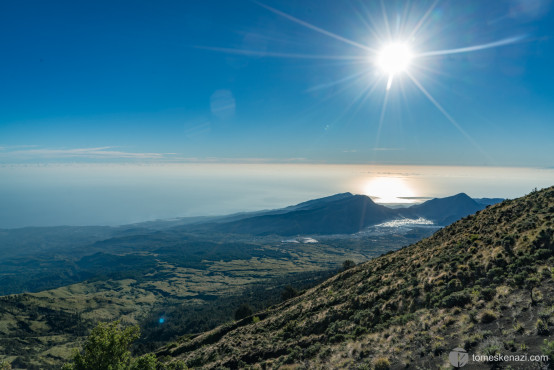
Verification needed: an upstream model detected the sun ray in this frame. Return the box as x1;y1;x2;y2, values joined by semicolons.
315;74;384;137
253;1;376;53
346;75;386;120
194;46;365;60
351;2;382;41
336;77;383;120
356;1;390;42
416;36;525;58
305;70;369;93
297;74;384;153
408;0;441;39
379;0;393;40
374;84;391;151
295;71;381;128
397;1;413;37
406;71;493;162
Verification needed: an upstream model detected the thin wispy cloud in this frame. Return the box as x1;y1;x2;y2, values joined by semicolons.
0;147;316;164
0;145;39;150
0;147;175;160
372;148;404;151
165;156;312;164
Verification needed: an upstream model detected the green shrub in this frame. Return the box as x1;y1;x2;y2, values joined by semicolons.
342;260;356;271
533;228;553;250
542;340;554;367
442;291;471;308
463;333;483;350
285;346;302;364
431;340;445;355
480;338;502;364
536;319;549;336
504;339;516;352
479;310;498;323
163;361;188;370
535;249;553;259
131;354;157;370
513;322;524;334
353;325;367;336
540;267;552;279
447;278;463;293
480;287;496;301
513;272;527;286
282;320;298;339
305;342;322;358
501;235;515;252
487;267;504;279
373;357;391;370
539;307;554;322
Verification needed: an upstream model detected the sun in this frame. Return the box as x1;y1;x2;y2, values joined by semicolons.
375;42;413;89
376;42;413;75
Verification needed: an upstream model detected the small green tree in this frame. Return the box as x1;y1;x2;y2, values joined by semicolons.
0;360;12;370
63;321;140;370
63;321;187;369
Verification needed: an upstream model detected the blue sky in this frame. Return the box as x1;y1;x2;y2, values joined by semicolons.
1;0;554;166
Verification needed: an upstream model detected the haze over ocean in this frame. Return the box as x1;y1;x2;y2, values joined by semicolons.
1;163;552;228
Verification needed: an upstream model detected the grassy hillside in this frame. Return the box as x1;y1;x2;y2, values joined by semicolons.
158;187;554;369
1;229;430;369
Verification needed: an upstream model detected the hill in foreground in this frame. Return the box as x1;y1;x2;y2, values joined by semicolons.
157;187;554;369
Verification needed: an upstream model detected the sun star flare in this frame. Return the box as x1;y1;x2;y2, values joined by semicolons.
375;42;413;90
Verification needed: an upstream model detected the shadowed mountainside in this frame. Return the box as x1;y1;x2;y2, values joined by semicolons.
207;192;494;236
401;192;483;226
215;195;397;235
157;186;554;369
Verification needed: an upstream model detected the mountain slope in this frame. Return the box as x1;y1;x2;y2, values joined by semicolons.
474;197;505;207
158;187;554;369
215;195;397;235
192;192;498;236
402;192;484;225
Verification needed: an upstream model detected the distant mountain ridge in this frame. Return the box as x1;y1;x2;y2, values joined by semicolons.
400;192;483;226
200;192;501;236
214;194;396;235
